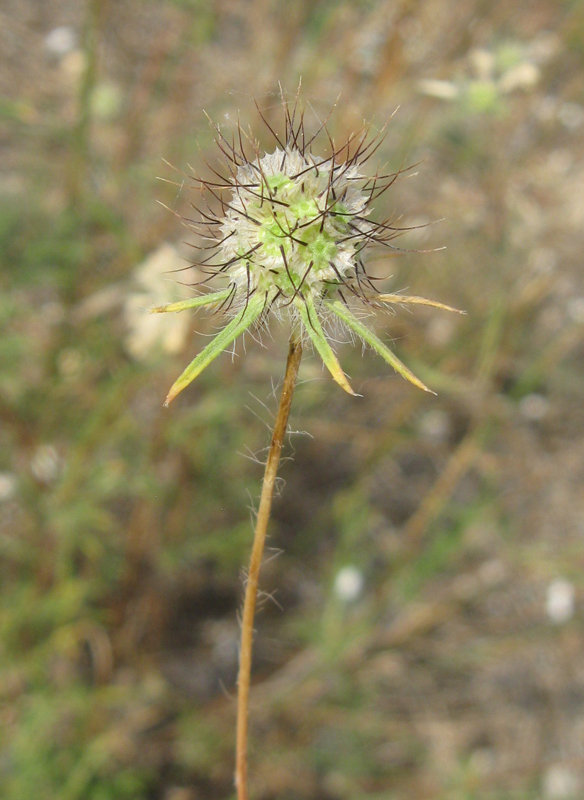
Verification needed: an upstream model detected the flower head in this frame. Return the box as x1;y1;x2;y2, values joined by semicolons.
153;93;462;405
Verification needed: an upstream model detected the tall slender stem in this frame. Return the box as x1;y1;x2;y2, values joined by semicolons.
235;336;303;800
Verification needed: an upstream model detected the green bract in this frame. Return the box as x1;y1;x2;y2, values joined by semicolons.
154;98;462;404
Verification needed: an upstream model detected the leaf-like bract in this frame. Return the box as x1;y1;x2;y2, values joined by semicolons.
326;299;435;394
295;295;355;395
165;293;266;405
150;289;231;314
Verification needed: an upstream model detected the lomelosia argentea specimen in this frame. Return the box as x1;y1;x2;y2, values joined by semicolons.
152;90;461;800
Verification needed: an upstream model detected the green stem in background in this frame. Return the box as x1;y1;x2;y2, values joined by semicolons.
235;336;303;800
69;0;100;204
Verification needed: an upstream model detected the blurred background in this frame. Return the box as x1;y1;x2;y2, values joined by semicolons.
1;1;584;798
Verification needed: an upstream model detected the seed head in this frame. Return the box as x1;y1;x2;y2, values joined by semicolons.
153;92;462;405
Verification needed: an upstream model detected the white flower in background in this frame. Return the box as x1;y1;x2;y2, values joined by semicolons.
566;297;584;324
30;445;61;484
546;578;575;625
542;764;579;800
418;408;451;442
0;473;17;503
519;393;549;421
334;566;364;602
44;26;77;57
417;79;459;100
498;62;539;93
124;243;193;362
469;48;496;81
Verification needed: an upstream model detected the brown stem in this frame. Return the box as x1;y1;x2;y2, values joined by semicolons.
235;336;303;800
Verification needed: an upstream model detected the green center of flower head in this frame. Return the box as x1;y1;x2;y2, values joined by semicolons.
220;150;360;301
252;177;341;281
254;187;339;272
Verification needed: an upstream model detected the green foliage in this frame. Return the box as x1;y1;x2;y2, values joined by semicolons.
2;687;151;800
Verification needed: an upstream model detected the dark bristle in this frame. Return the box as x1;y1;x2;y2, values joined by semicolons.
279;244;297;295
283;259;315;306
213;282;238;315
254;99;284;150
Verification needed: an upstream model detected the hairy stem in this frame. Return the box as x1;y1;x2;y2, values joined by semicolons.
235;336;303;800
